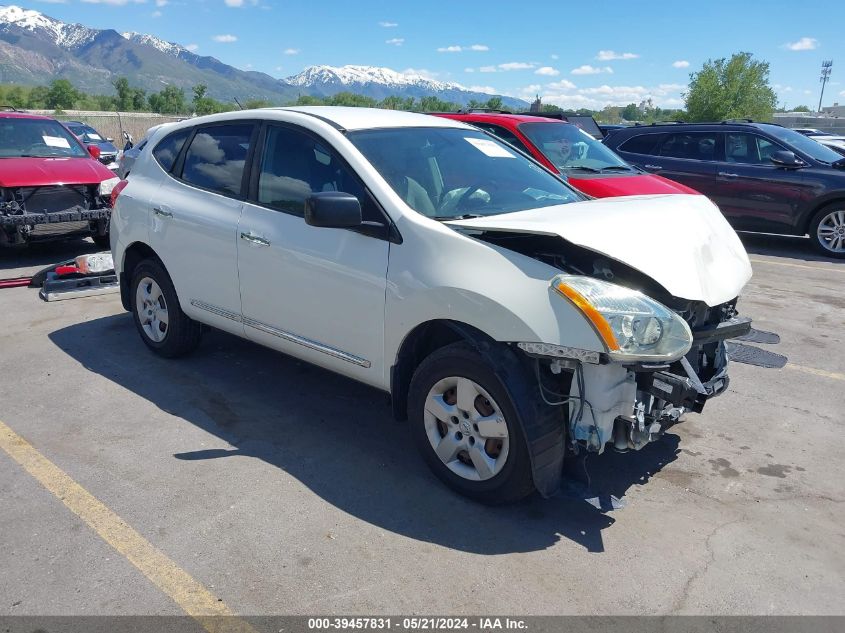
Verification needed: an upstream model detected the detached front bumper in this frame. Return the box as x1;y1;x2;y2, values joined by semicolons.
0;206;111;227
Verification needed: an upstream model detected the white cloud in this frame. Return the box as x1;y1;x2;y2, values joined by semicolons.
213;34;237;43
535;66;559;76
498;62;534;71
379;21;398;27
550;54;559;60
804;90;812;95
283;48;299;55
224;0;259;6
437;44;488;53
840;90;845;96
774;84;794;93
545;79;577;90
520;84;542;96
386;38;404;46
596;50;638;61
571;65;613;75
469;44;489;51
467;85;497;95
437;45;463;53
479;65;497;73
185;43;199;51
464;67;475;73
784;37;818;51
151;9;161;16
155;0;167;5
33;0;68;3
672;60;690;68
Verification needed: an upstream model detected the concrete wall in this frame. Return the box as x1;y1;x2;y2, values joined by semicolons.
773;113;845;134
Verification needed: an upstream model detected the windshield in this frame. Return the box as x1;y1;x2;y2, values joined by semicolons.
347;127;583;219
518;122;633;173
0;118;88;159
758;124;844;164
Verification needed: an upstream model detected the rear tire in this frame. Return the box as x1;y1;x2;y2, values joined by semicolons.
809;203;845;259
130;259;202;357
408;342;537;504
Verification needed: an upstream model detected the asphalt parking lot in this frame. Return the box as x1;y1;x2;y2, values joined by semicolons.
0;233;843;618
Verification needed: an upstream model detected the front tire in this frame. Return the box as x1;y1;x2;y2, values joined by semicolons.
809;204;845;258
130;259;202;357
408;342;536;504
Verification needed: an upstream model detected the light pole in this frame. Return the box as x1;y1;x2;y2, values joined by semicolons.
818;60;833;113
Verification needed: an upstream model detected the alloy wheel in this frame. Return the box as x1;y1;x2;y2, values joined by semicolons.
135;277;169;343
817;209;845;253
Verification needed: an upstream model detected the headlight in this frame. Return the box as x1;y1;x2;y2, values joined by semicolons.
551;274;692;363
98;176;120;197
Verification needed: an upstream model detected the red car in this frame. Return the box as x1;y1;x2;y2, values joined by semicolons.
1;110;119;249
434;112;697;198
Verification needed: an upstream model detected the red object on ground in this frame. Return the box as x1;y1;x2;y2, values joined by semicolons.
0;277;32;289
434;112;699;198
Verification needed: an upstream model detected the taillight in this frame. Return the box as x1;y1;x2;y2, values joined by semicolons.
110;179;129;208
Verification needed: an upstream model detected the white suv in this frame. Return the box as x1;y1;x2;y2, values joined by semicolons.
111;107;753;504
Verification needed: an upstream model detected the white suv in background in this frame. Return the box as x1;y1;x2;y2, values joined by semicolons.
111;107;753;504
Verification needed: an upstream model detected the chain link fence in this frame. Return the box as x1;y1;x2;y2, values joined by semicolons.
25;110;188;145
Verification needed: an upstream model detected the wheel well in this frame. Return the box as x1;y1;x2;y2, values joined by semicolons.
802;198;845;234
390;320;499;421
119;242;161;311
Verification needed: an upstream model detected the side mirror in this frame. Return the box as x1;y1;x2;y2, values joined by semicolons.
106;137;114;143
305;192;362;228
770;150;803;168
87;145;101;160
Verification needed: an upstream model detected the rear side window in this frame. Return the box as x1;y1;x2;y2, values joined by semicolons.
152;129;190;172
617;133;662;155
473;123;533;155
657;132;717;161
181;124;255;196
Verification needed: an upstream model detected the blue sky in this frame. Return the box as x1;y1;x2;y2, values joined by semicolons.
20;0;845;108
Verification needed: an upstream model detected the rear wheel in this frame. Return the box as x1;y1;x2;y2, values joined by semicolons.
130;259;202;357
809;204;845;258
408;342;536;504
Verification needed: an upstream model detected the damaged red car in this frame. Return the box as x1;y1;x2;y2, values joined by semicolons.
0;109;119;249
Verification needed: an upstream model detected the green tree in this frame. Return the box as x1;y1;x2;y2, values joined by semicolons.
27;85;49;109
45;79;79;110
113;77;132;110
621;103;640;121
792;104;811;112
5;86;26;109
244;98;272;109
149;85;186;114
485;96;504;111
684;52;777;122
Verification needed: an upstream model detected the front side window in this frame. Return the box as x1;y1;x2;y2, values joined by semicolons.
180;124;254;196
0;118;88;159
473;123;533;155
519;122;633;173
257;125;380;221
348;127;583;219
757;124;844;164
658;132;717;161
724;133;786;165
152;129;190;172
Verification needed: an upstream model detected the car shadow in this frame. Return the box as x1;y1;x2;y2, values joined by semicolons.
0;238;101;273
48;314;683;555
738;232;844;264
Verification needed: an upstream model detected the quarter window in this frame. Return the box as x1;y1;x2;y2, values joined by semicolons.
257;125;379;221
181;124;254;196
657;132;717;161
152;129;190;173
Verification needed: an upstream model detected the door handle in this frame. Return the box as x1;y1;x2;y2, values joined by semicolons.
153;207;173;218
644;164;663;171
240;231;270;247
718;172;739;178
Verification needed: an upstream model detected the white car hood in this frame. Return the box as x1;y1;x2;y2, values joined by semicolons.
446;194;752;307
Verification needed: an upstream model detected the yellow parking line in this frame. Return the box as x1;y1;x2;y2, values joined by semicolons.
749;257;845;274
0;419;257;633
785;363;845;382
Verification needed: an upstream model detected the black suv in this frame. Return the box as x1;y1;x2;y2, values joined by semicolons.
603;121;845;257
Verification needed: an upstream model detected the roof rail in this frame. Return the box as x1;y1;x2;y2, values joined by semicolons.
1;105;20;112
633;120;684;126
722;118;755;123
461;108;511;114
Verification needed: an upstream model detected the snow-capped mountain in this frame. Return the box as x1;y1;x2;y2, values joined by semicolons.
0;4;97;49
287;65;527;109
121;32;188;58
288;65;462;92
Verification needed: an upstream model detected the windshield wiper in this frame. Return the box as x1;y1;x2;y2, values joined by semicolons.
599;165;634;172
561;165;602;173
434;213;485;221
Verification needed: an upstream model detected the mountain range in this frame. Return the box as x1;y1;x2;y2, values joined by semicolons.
0;5;527;109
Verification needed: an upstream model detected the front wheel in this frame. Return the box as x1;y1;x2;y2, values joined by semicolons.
809;204;845;258
408;342;536;504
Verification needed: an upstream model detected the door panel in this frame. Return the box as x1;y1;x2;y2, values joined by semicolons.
711;133;809;233
237;124;389;387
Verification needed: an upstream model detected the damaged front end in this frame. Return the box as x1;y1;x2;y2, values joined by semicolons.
480;230;751;458
0;184;113;247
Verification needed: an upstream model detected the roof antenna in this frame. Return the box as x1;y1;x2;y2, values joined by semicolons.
233;97;244;110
